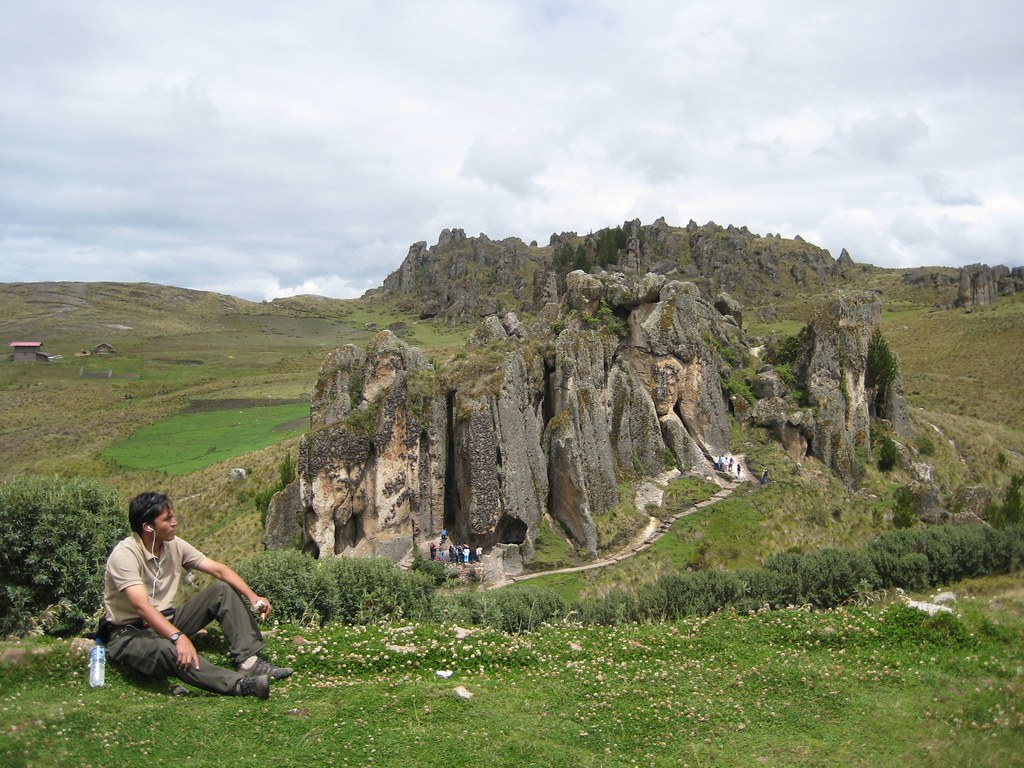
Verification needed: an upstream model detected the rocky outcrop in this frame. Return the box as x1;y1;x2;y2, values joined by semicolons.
742;291;911;484
714;292;743;328
949;485;992;524
299;332;436;559
955;264;1024;309
378;218;847;323
297;278;916;564
265;479;303;550
794;291;879;483
300;273;740;564
379;229;542;320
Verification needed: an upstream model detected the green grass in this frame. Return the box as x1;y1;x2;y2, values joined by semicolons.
3;579;1022;767
101;403;309;475
883;296;1024;432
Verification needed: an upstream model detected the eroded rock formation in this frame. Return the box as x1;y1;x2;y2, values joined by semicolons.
295;279;910;563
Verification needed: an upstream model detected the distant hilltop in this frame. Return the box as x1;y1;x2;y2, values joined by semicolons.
375;217;1023;323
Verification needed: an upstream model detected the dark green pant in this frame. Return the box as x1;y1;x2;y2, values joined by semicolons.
107;582;266;695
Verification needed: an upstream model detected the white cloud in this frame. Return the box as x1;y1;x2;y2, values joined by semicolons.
918;172;981;207
1;0;1022;300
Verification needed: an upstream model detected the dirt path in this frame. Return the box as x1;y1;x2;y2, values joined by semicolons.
494;455;750;587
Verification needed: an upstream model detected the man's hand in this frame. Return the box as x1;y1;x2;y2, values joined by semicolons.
173;634;200;670
250;595;272;620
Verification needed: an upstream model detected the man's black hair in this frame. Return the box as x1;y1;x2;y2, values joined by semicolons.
128;491;171;535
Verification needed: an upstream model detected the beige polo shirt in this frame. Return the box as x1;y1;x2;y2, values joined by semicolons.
103;533;206;624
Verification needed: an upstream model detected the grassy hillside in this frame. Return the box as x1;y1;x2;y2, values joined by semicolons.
1;274;1022;766
0;282;471;559
3;575;1022;767
1;279;1022;568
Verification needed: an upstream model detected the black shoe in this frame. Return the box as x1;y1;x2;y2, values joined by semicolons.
241;657;293;680
236;674;270;699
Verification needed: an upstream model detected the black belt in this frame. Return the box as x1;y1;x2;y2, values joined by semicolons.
97;608;175;643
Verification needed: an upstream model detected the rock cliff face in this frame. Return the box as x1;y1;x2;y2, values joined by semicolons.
379;228;543;320
300;273;736;563
377;218;845;322
295;279;909;562
955;264;1024;309
796;291;879;483
746;290;912;485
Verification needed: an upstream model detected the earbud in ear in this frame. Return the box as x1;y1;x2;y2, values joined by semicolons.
144;525;153;532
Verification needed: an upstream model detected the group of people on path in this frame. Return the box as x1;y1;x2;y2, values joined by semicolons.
714;454;744;480
430;530;482;564
714;453;771;485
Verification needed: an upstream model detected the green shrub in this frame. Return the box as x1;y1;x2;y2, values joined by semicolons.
235;549;328;624
916;434;936;457
892;486;917;529
434;591;487;626
865;530;921;588
237;551;436;625
0;476;125;637
318;556;435;624
763;550;802;575
633;571;745;621
864;525;1024;591
771;334;802;366
440;587;569;633
477;587;568;633
254;451;297;524
797;548;877;608
877;437;898;472
988;474;1024;529
722;374;755;406
573;589;637;626
866;328;899;416
735;567;803;610
774;363;798;391
409;548;452;586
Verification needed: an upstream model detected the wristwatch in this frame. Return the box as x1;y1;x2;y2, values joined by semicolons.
169;631;182;643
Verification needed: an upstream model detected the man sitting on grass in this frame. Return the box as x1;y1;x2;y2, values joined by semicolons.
99;491;292;699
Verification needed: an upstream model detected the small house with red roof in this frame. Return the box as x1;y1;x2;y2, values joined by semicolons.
10;341;45;362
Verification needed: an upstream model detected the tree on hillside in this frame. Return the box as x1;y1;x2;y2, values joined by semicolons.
866;328;899;418
988;474;1023;528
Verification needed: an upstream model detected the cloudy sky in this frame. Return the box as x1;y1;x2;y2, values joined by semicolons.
2;1;1022;301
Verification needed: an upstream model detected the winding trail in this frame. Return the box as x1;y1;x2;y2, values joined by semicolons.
492;455;750;588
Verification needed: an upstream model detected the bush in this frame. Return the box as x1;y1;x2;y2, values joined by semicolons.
0;476;125;637
479;587;568;633
866;328;899;416
254;451;297;524
237;551;436;625
722;374;755;406
797;549;877;608
877;437;898;472
865;529;922;588
774;363;799;391
573;589;637;626
235;549;328;624
864;525;1024;592
633;571;745;621
318;557;435;624
988;474;1024;529
892;486;917;529
438;587;568;633
409;548;452;586
736;567;803;610
771;334;802;366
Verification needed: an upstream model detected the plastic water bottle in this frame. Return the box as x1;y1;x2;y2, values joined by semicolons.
89;640;106;688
